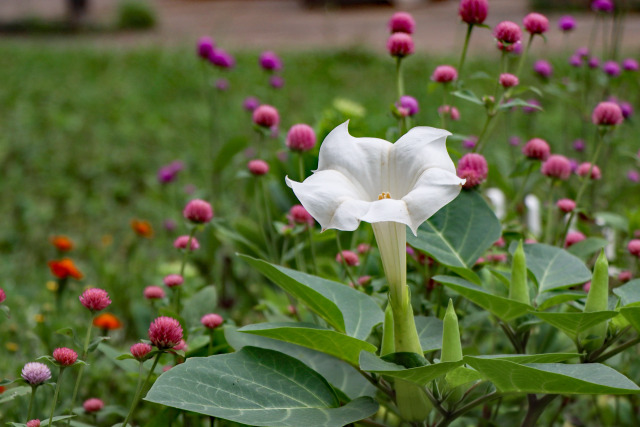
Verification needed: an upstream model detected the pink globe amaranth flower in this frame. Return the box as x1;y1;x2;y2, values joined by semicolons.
252;105;280;128
459;0;488;25
269;75;284;89
243;96;260;112
431;65;458;83
494;21;521;45
575;47;589;58
628;239;640;257
457;153;488;189
173;339;187;351
389;12;415;34
209;48;235;69
163;274;184;288
583;281;591;292
494;236;506;248
588;57;600;69
462;136;477;149
215;78;229;91
541;155;572;180
0;288;5;304
397;95;419;116
144;285;165;300
22;363;51;385
248;159;269;176
623;58;639;71
259;51;282;71
148;316;184;350
499;73;519;88
197;36;214;59
438;105;460;121
83;398;104;413
201;313;224;329
573;139;586;151
522;99;541;114
557;198;576;213
387;32;414;58
53;347;78;366
183;199;214;224
558;15;576;31
173;235;200;251
577;162;602;180
628;170;640;183
336;250;360;266
592;0;614;13
286;124;317;152
522;138;550;160
565;231;587;248
357;243;371;254
619;270;633;282
486;253;507;263
79;288;111;312
533;60;553;78
569;55;583;67
523;12;549;34
603;60;621;77
130;343;152;360
288;204;314;227
26;420;40;427
357;275;373;287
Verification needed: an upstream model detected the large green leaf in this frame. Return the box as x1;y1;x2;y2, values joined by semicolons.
415;316;443;352
181;286;217;327
614;279;640;307
531;311;618;339
146;347;378;427
0;386;31;404
359;351;463;386
620;307;640;333
464;357;640;394
407;191;501;271
535;290;585;311
433;275;531;321
239;255;383;340
471;353;580;363
567;238;609;261
225;326;375;399
239;323;376;366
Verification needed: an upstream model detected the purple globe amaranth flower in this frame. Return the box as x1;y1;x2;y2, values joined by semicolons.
569;55;583;67
566;231;586;248
629;239;640;257
83;398;104;413
243;96;260;112
431;65;458;83
541;155;572;180
144;285;165;300
592;0;614;13
603;61;621;77
397;95;419;116
523;138;550;160
286;124;317;152
22;362;51;385
269;75;284;89
248;159;269;176
287;204;314;227
459;0;488;25
209;49;235;69
558;15;576;32
387;32;414;57
627;170;640;183
389;11;415;34
53;347;78;366
253;105;280;128
79;288;111;312
259;51;283;71
26;420;40;427
509;136;521;146
623;58;639;71
183;199;214;224
573;139;586;151
197;36;214;59
0;288;5;304
523;12;549;34
557;198;576;213
157;161;183;184
201;313;224;329
494;21;521;45
336;250;360;266
575;47;589;58
533;60;553;78
577;162;602;180
499;73;519;88
620;102;633;119
149;316;183;349
130;343;152;360
592;101;623;125
457;153;488;189
164;219;177;231
462;136;477;149
588;57;600;69
163;274;184;288
173;235;200;251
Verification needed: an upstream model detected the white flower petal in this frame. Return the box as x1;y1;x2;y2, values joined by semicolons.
359;199;412;226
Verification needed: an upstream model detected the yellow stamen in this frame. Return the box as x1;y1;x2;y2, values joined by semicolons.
377;192;392;200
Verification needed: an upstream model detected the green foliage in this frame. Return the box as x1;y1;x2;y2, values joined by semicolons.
116;0;157;30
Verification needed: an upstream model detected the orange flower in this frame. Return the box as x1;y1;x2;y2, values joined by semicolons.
92;313;122;330
48;258;83;280
51;236;74;252
131;219;153;238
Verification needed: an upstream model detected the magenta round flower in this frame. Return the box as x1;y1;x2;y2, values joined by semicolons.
457;153;488;189
130;343;153;360
163;274;184;288
623;58;639;71
558;15;576;31
387;33;414;57
144;286;165;300
499;73;519;88
148;316;184;349
459;0;488;25
592;0;614;13
0;288;5;304
438;105;460;121
541;155;572;180
577;162;602;180
557;198;576;213
215;78;229;91
83;398;104;413
286;124;317;152
494;21;521;44
522;138;550;160
603;61;621;77
397;95;419;116
173;340;187;351
523;12;549;34
259;51;282;71
628;170;640;183
53;347;78;366
620;102;633;119
573;139;586;152
183;199;214;224
248;159;269;176
569;55;583;67
588;57;600;69
575;47;589;58
592;102;623;126
388;12;415;34
209;49;235;69
22;362;51;385
431;65;458;83
336;250;360;266
26;420;40;427
243;96;260;112
628;239;640;257
619;271;633;282
533;60;553;78
201;313;224;329
565;231;586;248
173;235;200;251
79;288;111;312
288;204;314;227
269;75;284;89
252;105;280;128
197;36;215;59
357;243;371;254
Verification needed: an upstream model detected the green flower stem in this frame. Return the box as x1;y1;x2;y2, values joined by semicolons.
260;178;279;260
122;353;162;427
254;180;276;262
26;385;37;422
594;336;640;363
521;394;558;427
471;113;495;154
335;233;358;286
395;57;407;136
381;304;394;357
457;24;474;78
543;182;557;244
297;153;305;182
436;392;502;427
67;314;94;424
306;227;318;275
175;227;198;312
48;368;66;427
515;34;534;79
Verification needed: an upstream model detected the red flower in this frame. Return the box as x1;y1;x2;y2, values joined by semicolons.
131;219;154;238
51;236;74;252
48;259;83;280
92;313;122;330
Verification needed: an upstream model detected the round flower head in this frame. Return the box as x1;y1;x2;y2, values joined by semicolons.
201;313;224;329
288;204;315;227
148;316;184;349
336;250;360;266
387;32;414;57
457;153;488;189
51;236;74;252
209;49;235;69
173;235;200;251
21;362;51;385
628;170;640;183
388;12;415;34
215;78;229;91
243;96;260;112
269;75;284;89
26;420;40;427
603;61;621;77
144;285;165;300
131;219;153;238
619;270;633;282
557;198;576;213
357;243;371;254
592;0;614;13
79;288;111;312
587;57;600;69
509;136;520;146
248;159;269;176
558;15;576;31
0;288;5;304
93;313;122;330
573;139;586;152
575;47;589;58
522;138;550;160
623;58;639;72
48;258;83;280
197;36;214;59
565;231;586;248
438;105;460;121
619;102;633;119
183;199;214;224
569;55;583;67
459;0;488;25
533;60;553;78
252;105;280;128
592;101;623;125
259;51;282;71
541;155;572;180
431;65;458;83
523;12;549;34
577;162;602;180
130;343;152;360
499;73;519;88
463;136;477;149
357;275;372;286
397;95;419;116
583;281;591;292
628;239;640;257
286;124;317;152
173;340;187;351
494;21;522;45
83;398;104;413
163;274;184;288
53;347;78;366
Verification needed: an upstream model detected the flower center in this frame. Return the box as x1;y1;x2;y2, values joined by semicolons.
378;192;391;200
